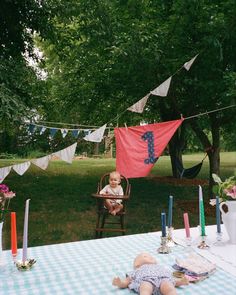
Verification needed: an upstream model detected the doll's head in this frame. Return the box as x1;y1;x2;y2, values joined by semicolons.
109;171;121;188
133;253;157;269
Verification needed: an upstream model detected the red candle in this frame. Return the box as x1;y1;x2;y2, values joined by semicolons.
11;212;17;257
183;212;190;238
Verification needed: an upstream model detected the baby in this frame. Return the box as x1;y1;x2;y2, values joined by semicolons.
112;252;188;295
99;171;124;216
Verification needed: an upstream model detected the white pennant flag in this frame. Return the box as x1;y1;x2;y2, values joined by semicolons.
61;129;68;138
183;54;199;71
127;94;150;113
84;124;107;143
0;166;12;183
53;142;77;163
13;161;31;176
40;127;47;135
31;155;52;170
150;76;172;97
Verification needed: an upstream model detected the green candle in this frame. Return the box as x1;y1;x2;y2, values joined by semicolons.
199;185;206;236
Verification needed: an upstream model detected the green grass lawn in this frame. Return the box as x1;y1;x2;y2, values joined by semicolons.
1;152;236;250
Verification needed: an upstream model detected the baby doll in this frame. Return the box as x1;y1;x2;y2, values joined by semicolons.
112;252;188;295
99;171;124;216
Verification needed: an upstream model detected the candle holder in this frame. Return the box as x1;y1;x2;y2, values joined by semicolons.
166;227;175;247
15;259;36;271
197;235;209;249
158;236;171;254
185;237;192;247
213;232;224;246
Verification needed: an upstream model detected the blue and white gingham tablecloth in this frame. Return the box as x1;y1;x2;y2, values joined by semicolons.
0;228;236;294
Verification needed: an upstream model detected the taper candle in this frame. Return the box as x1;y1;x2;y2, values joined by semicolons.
216;196;221;233
199;186;206;236
183;213;190;238
22;199;30;264
11;212;17;257
161;212;166;237
167;196;173;228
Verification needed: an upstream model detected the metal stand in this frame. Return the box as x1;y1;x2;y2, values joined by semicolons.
166;227;175;247
197;236;209;249
158;236;171;254
15;259;36;271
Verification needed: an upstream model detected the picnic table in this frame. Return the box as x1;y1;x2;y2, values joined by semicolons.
0;225;235;294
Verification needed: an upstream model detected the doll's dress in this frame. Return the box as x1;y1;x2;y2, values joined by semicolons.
128;264;175;295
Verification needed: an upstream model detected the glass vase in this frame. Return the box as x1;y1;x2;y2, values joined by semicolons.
0;222;6;267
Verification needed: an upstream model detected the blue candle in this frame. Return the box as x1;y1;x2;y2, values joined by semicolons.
216;196;221;233
161;212;166;237
167;195;173;228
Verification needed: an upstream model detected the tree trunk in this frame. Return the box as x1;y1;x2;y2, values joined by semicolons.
190;116;220;198
168;124;186;178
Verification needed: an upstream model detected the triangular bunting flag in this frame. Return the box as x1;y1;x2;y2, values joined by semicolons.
0;166;12;183
71;129;80;138
84;129;91;136
150;76;172;97
84;124;107;143
183;54;199;71
61;129;68;138
40;127;47;135
53;142;77;163
127;94;150;113
50;128;58;138
13;161;31;176
114;119;183;178
31;155;52;170
28;124;36;134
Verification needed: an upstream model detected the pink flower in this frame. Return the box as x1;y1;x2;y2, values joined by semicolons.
0;184;9;193
3;191;16;199
224;186;236;199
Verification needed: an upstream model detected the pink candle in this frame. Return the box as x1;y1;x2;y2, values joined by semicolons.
183;213;190;238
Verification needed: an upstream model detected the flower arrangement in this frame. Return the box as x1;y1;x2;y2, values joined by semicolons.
0;184;16;223
211;173;236;205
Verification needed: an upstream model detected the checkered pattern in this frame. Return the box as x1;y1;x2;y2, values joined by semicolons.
0;232;236;294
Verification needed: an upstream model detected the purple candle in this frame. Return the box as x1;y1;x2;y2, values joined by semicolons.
22;199;30;264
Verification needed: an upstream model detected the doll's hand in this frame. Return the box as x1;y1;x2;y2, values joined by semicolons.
112;277;122;287
112;276;130;289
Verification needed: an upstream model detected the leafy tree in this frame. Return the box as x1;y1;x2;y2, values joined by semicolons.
37;0;235;189
0;0;51;153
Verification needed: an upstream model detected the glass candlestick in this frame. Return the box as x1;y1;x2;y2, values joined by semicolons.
158;236;171;254
185;236;192;247
166;227;175;247
197;235;209;249
214;231;224;246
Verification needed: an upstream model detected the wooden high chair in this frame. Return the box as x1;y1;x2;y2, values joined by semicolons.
92;173;131;238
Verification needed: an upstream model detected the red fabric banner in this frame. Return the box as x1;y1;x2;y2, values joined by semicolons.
114;119;183;178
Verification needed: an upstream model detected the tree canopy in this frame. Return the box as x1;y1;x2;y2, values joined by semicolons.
0;1;235;180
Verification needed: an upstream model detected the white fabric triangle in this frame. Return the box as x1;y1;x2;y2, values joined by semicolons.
184;54;199;71
150;76;172;97
31;155;52;170
127;94;150;113
13;161;31;176
40;127;47;135
61;129;68;138
84;124;107;143
0;166;12;183
53;142;77;163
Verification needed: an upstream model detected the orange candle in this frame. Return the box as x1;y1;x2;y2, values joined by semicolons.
11;212;17;257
